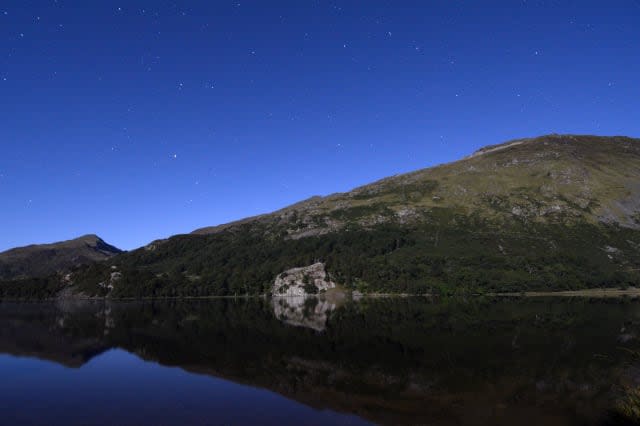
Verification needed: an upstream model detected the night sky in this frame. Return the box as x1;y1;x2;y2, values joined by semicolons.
1;1;639;251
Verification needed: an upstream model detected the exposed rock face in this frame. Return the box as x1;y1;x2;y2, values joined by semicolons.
98;269;121;292
272;296;336;332
272;263;336;297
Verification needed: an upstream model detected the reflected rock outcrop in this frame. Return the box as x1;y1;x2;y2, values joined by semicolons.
272;296;336;331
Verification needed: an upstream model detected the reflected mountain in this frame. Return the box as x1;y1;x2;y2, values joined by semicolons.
1;297;640;425
0;302;110;367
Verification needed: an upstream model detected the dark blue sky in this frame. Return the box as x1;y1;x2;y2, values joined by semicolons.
1;1;639;251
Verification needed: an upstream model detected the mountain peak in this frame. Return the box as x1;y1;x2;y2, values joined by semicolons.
0;235;121;280
470;134;637;158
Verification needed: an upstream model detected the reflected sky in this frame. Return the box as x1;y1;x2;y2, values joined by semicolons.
0;349;368;426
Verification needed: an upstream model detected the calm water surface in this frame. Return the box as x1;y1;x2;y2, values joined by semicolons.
1;297;640;425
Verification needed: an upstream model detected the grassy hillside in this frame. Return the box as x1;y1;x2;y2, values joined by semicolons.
195;134;640;237
2;135;640;298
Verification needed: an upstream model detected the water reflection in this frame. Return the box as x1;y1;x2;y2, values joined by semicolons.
1;297;640;425
272;296;338;331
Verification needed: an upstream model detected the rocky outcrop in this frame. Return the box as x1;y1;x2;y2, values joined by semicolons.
97;267;121;292
272;263;336;297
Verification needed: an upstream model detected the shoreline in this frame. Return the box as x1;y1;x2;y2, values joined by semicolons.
493;288;640;298
3;288;640;302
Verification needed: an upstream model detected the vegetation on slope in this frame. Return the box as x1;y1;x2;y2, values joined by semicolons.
59;215;638;299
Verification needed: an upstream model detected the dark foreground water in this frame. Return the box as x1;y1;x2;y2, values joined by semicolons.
1;297;640;426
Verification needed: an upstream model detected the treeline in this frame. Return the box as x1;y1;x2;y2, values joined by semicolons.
0;276;64;299
3;214;640;299
70;217;640;298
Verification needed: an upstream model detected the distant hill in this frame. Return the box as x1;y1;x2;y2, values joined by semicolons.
0;235;121;280
2;134;640;299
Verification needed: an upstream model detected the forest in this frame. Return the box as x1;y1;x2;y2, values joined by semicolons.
3;212;638;299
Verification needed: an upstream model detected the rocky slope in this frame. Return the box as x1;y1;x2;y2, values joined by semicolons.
195;134;640;237
0;234;121;280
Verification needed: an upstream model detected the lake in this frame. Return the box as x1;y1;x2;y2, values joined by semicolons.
1;297;639;425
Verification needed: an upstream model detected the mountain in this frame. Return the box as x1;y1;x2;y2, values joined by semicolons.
3;134;640;299
0;234;122;281
193;134;640;235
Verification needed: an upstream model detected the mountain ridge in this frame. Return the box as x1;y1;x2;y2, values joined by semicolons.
192;134;640;239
